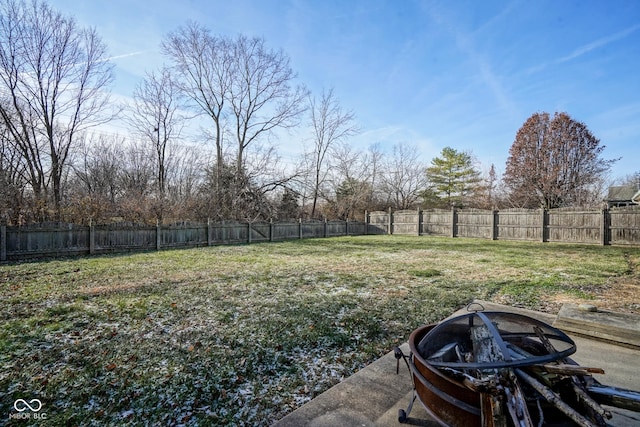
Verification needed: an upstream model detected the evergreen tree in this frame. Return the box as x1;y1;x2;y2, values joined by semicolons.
424;147;481;208
277;188;300;220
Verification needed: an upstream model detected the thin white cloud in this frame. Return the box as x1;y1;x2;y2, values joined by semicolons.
523;23;640;75
425;2;518;119
104;51;149;62
558;23;640;63
473;0;520;36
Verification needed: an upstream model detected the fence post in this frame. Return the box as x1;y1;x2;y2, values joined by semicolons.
345;218;349;236
221;220;226;244
89;219;95;255
364;210;369;235
541;208;547;243
299;218;303;239
491;210;498;240
601;209;608;246
388;207;393;235
1;222;6;261
207;218;212;246
156;221;161;251
417;208;422;236
269;218;274;242
423;210;428;235
451;207;457;238
67;223;73;250
324;218;328;238
247;222;252;244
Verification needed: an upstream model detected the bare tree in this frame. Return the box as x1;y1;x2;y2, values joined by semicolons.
365;143;385;209
68;134;209;223
162;26;307;219
67;133;124;222
613;171;640;188
243;144;299;218
125;67;187;220
0;124;27;223
119;140;154;200
380;142;428;210
326;143;372;220
73;135;123;204
0;0;114;220
162;22;230;203
504;112;616;209
225;35;307;217
306;88;358;218
228;35;308;176
473;164;501;209
165;144;208;212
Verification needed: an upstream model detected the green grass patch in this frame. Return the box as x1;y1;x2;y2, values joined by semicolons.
1;235;638;425
409;268;442;278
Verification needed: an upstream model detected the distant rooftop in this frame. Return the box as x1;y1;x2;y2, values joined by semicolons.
606;184;640;207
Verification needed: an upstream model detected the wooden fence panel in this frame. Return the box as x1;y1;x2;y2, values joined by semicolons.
547;210;602;244
207;223;227;243
610;207;640;245
495;209;542;241
327;221;347;237
160;225;208;248
272;222;300;241
348;221;366;235
368;211;390;234
94;225;155;252
393;210;419;235
457;210;493;239
421;209;451;236
249;223;271;243
225;223;248;243
6;224;89;257
302;222;324;238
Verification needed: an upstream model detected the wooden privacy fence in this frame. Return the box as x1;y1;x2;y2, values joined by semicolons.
367;207;640;246
2;208;639;261
0;219;366;261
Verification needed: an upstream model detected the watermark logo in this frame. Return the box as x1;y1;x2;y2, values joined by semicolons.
14;399;42;412
9;399;47;420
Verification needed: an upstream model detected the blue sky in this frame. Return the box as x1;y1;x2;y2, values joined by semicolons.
52;0;640;180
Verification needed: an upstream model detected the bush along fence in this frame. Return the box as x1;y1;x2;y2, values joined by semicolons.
0;219;367;261
366;207;640;246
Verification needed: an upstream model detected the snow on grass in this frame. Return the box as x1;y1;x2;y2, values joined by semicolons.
1;235;637;425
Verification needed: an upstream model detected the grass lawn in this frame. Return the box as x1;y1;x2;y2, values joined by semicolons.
1;235;638;425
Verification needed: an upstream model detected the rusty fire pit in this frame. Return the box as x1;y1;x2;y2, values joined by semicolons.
395;305;640;426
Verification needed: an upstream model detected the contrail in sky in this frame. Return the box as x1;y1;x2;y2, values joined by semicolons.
558;23;640;63
104;51;149;62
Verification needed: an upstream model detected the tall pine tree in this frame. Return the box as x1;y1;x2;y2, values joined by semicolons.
424;147;481;208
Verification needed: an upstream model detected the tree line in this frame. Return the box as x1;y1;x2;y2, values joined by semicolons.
0;0;634;226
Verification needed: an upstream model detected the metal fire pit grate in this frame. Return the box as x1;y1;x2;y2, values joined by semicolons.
395;305;640;426
417;310;576;370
